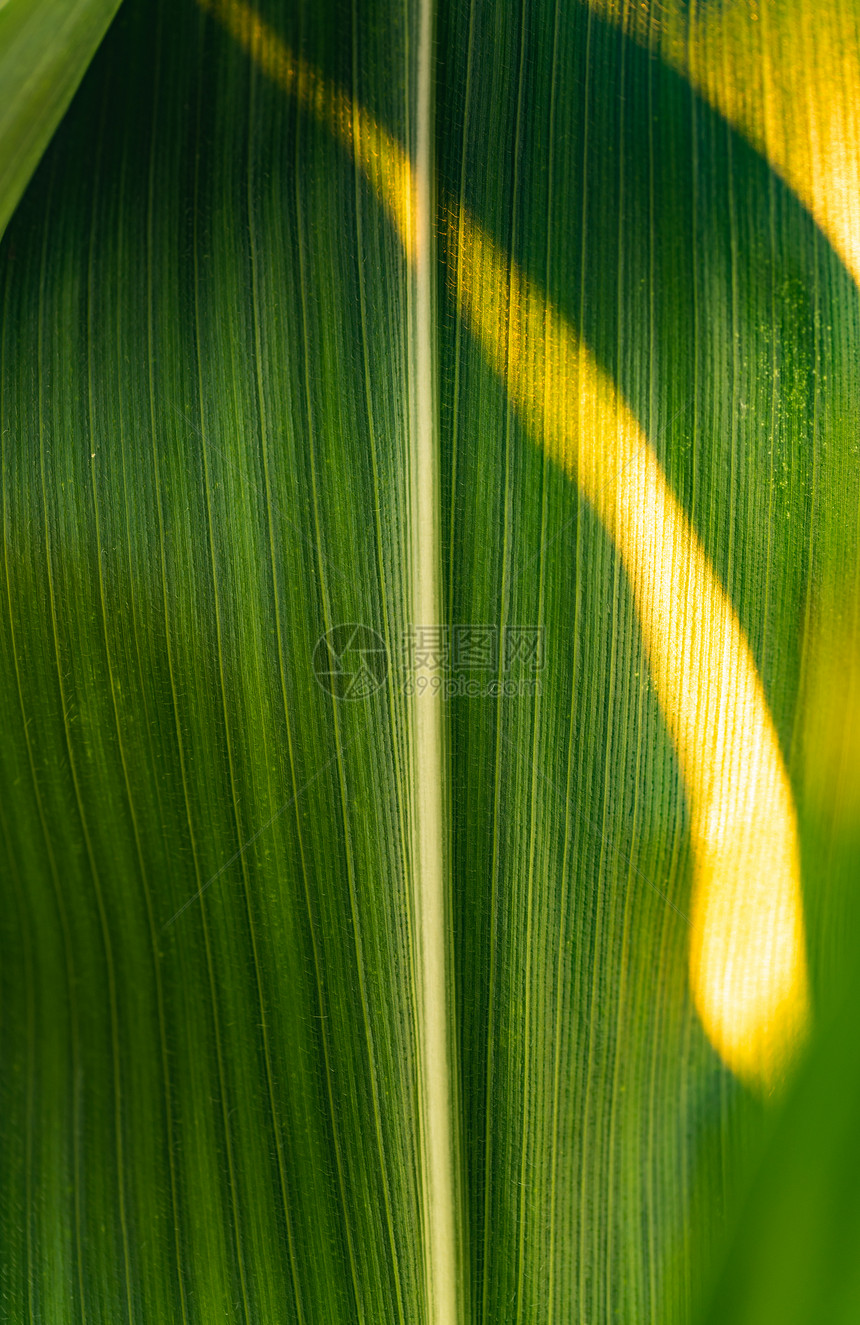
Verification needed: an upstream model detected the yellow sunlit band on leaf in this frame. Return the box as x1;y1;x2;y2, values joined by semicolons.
198;0;418;262
455;214;809;1089
585;0;860;291
201;0;811;1090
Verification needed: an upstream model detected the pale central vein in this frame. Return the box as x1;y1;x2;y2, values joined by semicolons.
410;0;462;1318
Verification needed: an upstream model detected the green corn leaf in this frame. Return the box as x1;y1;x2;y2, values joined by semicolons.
0;0;124;243
1;0;859;1321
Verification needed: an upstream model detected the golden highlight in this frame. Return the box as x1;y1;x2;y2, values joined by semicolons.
455;214;809;1087
585;0;860;289
198;0;418;260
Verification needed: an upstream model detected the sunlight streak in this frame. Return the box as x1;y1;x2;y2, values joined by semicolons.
197;0;418;260
586;0;860;290
455;214;809;1088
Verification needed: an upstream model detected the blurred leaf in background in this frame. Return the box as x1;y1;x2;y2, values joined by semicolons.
701;972;860;1324
0;0;124;241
